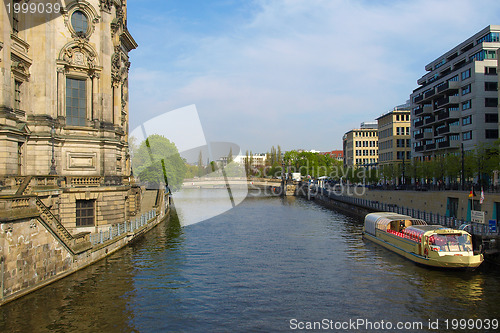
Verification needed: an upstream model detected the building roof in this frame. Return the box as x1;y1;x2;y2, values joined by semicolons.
360;121;378;129
321;150;344;158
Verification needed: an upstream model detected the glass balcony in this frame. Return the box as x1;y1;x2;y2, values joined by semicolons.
423;105;433;114
436;81;460;94
423;89;436;101
436;96;460;108
424;116;435;125
438;140;450;148
437;140;460;149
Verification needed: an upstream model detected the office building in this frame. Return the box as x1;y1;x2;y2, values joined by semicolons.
410;25;500;159
377;104;411;166
343;122;378;168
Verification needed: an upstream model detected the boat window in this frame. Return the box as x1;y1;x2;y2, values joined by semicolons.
429;234;472;252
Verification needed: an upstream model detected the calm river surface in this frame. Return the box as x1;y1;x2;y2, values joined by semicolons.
1;191;499;332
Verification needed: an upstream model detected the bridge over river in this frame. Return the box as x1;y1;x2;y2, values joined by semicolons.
182;178;283;189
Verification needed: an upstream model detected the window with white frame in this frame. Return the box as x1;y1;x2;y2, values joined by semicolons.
66;78;87;126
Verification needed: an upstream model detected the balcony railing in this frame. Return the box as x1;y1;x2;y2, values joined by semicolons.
416;105;433;115
426;143;436;150
414;120;424;127
438;140;450;148
415;145;424;152
438;111;449;121
437;125;449;134
422;105;433;114
448;110;460;119
414;95;423;103
424;89;436;100
414;133;424;140
424;116;435;125
68;177;102;187
437;81;460;94
436;96;460;108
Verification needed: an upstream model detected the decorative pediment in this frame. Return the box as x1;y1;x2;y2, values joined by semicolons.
59;41;99;71
11;55;31;81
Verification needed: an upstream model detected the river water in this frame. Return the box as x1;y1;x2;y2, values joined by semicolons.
1;191;499;332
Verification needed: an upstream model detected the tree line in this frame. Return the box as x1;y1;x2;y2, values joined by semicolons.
129;135;499;191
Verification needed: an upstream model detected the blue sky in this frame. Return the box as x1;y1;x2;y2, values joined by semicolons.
126;0;500;154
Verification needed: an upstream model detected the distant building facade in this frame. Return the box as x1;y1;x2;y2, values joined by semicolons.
321;150;344;162
410;25;500;160
0;0;139;233
233;153;267;169
343;122;378;168
376;104;411;167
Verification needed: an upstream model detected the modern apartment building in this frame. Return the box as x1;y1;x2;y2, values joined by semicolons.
410;25;500;160
376;104;411;166
342;122;378;168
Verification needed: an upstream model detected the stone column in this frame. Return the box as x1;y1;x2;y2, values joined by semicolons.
113;81;121;126
92;73;100;122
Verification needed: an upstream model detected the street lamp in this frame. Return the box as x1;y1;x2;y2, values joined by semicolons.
461;143;465;191
49;125;57;175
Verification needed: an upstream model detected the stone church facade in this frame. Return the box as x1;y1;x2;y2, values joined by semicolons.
0;0;141;234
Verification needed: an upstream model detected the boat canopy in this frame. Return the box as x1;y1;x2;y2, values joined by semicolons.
405;225;445;235
364;212;427;235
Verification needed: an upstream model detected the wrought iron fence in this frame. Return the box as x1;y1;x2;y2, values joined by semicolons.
311;186;499;237
89;209;157;245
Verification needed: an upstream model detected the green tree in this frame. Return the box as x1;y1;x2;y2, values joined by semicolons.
471;141;500;186
134;134;186;190
197;151;205;177
244;150;250;176
444;153;461;183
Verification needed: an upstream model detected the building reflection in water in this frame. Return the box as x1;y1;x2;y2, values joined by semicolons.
0;214;182;333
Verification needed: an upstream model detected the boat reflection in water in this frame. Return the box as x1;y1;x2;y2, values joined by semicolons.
363;212;483;269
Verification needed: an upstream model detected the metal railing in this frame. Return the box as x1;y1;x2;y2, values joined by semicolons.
89;209;157;245
310;186;499;237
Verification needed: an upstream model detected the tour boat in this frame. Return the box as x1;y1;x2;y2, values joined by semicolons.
363;212;483;269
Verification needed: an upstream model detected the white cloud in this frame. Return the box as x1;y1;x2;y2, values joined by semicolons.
129;0;500;152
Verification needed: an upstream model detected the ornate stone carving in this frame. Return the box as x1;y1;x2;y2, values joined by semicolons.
11;58;31;81
59;41;99;72
100;0;114;12
73;51;86;66
121;78;128;106
64;2;100;39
